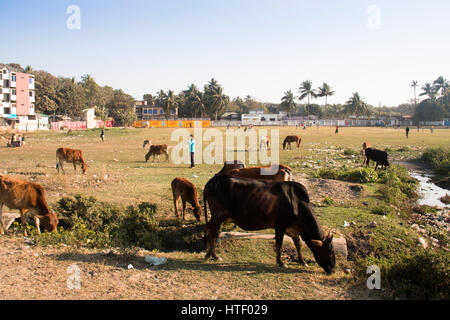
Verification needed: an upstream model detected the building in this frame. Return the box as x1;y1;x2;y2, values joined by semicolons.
0;67;35;127
135;100;177;120
241;111;280;125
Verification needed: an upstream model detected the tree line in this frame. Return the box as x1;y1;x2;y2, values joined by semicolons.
2;63;448;122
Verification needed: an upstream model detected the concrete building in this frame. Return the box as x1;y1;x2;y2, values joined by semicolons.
0;67;35;127
135;100;176;120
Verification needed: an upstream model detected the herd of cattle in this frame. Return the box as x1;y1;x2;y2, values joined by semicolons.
0;136;391;274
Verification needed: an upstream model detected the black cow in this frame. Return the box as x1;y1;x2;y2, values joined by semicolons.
364;147;390;170
216;160;245;175
203;175;336;274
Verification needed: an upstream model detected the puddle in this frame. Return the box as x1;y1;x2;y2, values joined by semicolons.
409;171;450;208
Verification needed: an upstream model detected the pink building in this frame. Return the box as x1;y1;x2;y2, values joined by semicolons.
1;66;35;127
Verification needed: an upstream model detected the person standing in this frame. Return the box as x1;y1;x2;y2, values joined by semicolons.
405;126;410;138
189;134;195;168
335;125;339;134
100;128;105;142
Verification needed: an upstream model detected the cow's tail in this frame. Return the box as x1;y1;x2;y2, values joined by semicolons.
203;189;208;224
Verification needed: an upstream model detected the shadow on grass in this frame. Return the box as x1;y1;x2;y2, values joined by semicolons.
49;250;311;275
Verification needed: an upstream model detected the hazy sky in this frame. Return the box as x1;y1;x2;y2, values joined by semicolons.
1;0;449;106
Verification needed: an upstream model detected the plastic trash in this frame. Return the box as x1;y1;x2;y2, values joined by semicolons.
145;255;167;266
127;264;134;269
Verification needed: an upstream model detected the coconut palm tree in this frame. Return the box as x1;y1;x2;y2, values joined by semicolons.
411;80;418;106
432;76;449;96
204;78;229;120
167;90;178;118
183;84;205;117
316;83;335;119
298;80;317;118
280;90;297;114
344;92;368;117
419;83;438;100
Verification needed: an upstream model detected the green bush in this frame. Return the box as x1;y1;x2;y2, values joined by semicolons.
370;204;393;216
421;147;450;176
362;251;450;299
315;167;379;183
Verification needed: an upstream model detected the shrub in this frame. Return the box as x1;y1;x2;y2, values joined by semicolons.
315;167;378;183
363;251;450;299
421;147;450;176
343;148;358;156
370;204;393;216
322;197;334;206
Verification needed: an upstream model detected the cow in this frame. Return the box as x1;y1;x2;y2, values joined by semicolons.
227;165;293;182
360;142;371;165
216;160;245;175
203;175;336;274
364;147;390;170
145;143;169;162
171;177;202;221
56;147;88;175
0;175;59;236
283;135;301;150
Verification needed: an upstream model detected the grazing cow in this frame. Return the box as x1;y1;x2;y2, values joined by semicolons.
203;175;335;274
360;142;372;165
56;147;88;175
145;144;169;162
283;135;301;150
227;165;293;182
0;175;59;236
365;147;390;170
171;177;202;221
216;160;245;175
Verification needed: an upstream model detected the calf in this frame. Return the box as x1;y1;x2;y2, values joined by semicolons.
171;177;201;221
365;147;390;170
0;175;59;236
56;147;88;174
145;142;169;162
360;142;371;165
283;135;301;150
203;175;336;274
227;165;293;182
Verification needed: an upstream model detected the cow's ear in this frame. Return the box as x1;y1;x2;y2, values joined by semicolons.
310;240;323;247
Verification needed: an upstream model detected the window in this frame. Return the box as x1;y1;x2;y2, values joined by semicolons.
29;78;33;85
153;109;157;114
11;75;16;82
2;70;6;74
160;109;164;114
29;91;33;97
143;109;148;114
12;89;16;95
0;73;2;80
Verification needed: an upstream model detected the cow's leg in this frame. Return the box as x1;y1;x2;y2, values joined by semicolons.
0;203;4;235
173;195;180;219
73;162;77;174
34;215;41;235
375;162;379;170
275;228;287;268
365;158;370;168
182;199;187;220
205;216;223;261
292;236;307;266
59;161;65;174
20;209;28;237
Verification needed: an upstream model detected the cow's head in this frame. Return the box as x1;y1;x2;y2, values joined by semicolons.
39;210;59;232
192;206;202;222
82;162;89;174
307;232;336;274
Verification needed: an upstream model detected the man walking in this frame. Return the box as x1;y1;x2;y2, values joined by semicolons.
189;134;195;168
405;126;410;138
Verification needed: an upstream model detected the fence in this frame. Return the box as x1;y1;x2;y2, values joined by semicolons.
51;120;114;130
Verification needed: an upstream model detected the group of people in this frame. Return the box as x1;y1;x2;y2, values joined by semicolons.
7;133;25;148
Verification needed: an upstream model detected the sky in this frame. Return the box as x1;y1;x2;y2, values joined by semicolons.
1;0;449;107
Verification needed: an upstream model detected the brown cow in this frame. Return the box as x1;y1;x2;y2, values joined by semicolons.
216;160;245;175
171;177;201;221
145;143;169;162
203;175;336;274
56;147;88;174
361;142;371;165
228;165;293;182
0;175;59;236
283;135;301;150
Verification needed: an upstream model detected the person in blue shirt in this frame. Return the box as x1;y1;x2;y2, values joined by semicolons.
189;134;195;168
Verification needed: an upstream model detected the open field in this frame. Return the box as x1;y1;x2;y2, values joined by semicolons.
0;126;449;300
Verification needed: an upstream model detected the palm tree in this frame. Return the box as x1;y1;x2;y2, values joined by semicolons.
411;80;418;106
280;90;297;114
204;78;229;120
167;90;178;118
344;92;368;117
155;90;168;115
433;76;449;96
419;83;438;100
316;83;335;119
298;80;317;118
183;84;205;117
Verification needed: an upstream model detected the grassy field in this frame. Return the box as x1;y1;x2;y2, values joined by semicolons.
0;126;449;300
